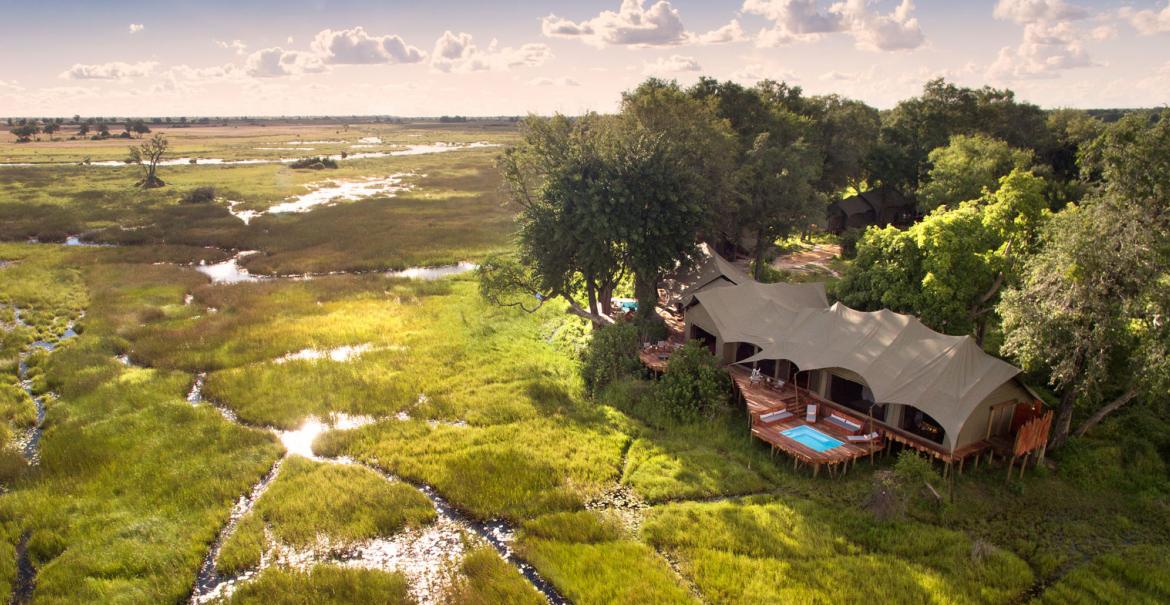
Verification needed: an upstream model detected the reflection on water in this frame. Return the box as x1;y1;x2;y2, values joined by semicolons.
275;414;376;459
268;174;411;214
386;262;478;280
1;142;498;167
275;344;374;364
196;251;262;284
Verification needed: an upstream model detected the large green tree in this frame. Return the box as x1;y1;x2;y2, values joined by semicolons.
999;109;1170;447
918;134;1034;211
837;169;1048;340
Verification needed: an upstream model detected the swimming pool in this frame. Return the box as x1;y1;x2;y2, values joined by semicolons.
781;425;844;452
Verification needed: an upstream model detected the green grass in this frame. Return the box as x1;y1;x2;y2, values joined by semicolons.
516;511;697;605
250;455;434;547
642;497;1034;604
444;546;547;605
216;456;435;576
1037;545;1170;604
223;564;414;605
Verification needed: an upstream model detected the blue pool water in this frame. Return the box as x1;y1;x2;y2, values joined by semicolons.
617;300;638;311
781;425;844;452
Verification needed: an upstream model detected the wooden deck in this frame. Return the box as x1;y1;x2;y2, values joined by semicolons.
728;364;990;473
638;347;672;374
729;366;882;477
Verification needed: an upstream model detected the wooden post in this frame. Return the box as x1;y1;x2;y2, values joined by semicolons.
1005;456;1015;482
813;463;820;478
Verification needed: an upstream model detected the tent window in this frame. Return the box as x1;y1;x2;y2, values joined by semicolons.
735;342;756;363
690;325;717;356
828;374;886;420
901;408;945;445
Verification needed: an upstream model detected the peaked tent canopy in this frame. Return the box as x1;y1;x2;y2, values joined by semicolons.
737;302;1021;451
675;251;752;306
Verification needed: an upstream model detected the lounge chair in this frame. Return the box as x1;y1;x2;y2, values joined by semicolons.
750;368;762;384
805;404;818;423
759;409;793;424
846;432;880;443
826;413;863;433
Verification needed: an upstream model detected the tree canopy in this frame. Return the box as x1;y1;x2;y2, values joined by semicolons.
918;134;1034;211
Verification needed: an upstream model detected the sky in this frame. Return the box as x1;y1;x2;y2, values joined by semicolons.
0;0;1167;117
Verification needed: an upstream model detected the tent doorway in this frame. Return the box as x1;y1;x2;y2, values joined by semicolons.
901;407;945;444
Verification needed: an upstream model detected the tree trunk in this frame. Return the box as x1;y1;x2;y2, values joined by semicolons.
1048;387;1078;449
586;279;598;318
1073;388;1139;438
753;229;768;280
598;282;614;317
634;271;659;322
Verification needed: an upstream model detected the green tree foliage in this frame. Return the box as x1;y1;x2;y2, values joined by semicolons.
869;78;1050;192
837;170;1048;339
999;110;1170;448
486;104;720;325
918;134;1034;211
651;341;731;422
687;78;829;266
580;323;641;396
127;133;168;188
9;124;39;142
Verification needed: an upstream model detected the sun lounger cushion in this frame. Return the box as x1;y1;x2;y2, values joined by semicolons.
827;414;862;432
760;410;793;423
846;432;880;442
805;404;817;422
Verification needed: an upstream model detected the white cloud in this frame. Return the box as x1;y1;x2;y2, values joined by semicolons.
287;36;295;44
1121;1;1170;35
529;76;581;86
128;23;144;34
310;26;425;64
744;0;925;51
430;31;552;73
992;0;1087;24
695;19;747;44
989;0;1097;80
642;54;701;74
838;0;925;51
0;79;24;92
215;39;248;55
988;21;1096;79
244;47;326;77
60;61;157;80
1089;24;1117;40
542;0;689;47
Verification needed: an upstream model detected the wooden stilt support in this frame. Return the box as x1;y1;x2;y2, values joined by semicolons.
1005;456;1016;482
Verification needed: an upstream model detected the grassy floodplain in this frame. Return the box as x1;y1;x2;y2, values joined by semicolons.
0;121;1167;604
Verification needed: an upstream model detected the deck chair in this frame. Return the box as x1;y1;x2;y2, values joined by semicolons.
759;409;793;424
750;368;762;384
846;432;880;443
805;404;818;423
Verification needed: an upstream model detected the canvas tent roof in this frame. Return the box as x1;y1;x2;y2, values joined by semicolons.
830;188;913;218
676;251;752;306
691;283;1021;450
690;282;829;344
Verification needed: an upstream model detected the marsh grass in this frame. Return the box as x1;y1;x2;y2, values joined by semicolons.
1037;545;1170;604
642;497;1034;604
516;511;697;605
231;455;435;552
442;546;546;605
222;564;413;605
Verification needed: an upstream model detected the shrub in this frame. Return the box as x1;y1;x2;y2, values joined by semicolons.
289;156;338;170
651;341;730;421
867;451;942;521
580;323;640;396
839;227;863;259
181;186;216;204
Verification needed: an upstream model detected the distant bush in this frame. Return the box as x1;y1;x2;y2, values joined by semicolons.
289;156;338;170
180;186;216;204
651;341;730;421
867;451;942;521
839;228;863;259
580;323;640;396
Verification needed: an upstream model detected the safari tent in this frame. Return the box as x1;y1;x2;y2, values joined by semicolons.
826;187;915;233
684;282;1039;456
